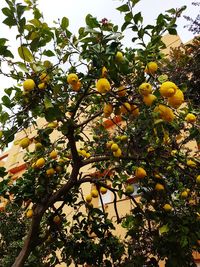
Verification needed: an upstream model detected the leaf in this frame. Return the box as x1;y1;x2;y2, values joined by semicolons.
1;7;12;16
168;28;177;35
85;14;99;28
116;4;129;12
0;167;7;178
2;95;11;108
159;224;169;235
61;17;69;29
44;96;54;110
16;62;29;72
18;46;34;62
3;17;17;27
0;38;8;46
43;50;55;57
133;12;143;24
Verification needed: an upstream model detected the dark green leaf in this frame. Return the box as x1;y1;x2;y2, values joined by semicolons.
85;14;99;28
168;28;177;35
43;50;55;57
2;95;11;108
61;17;69;29
116;4;129;12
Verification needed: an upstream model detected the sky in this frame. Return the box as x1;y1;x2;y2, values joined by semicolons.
0;0;199;91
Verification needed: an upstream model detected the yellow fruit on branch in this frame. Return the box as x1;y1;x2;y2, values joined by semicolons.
163;204;172;212
117;86;126;97
100;187;107;194
71;80;81;91
67;73;79;85
135;167;147;179
39;73;50;83
103;103;113;118
115;51;124;63
49;150;58;159
101;66;108;77
19;137;31;149
46;168;55;176
35;142;43;150
145;62;158;74
26;209;33;218
91;189;98;198
96;78;111;94
143;94;157;106
113;148;122;157
125;184;134;194
38;82;47;90
139;83;152;96
159;81;178;97
120;102;131;114
23;79;35;92
155;183;164;191
167;89;184;108
186;159;197;168
111;143;119;152
47;121;58;128
185;113;196;123
181;190;188;198
106;140;114;149
35;158;45;168
85;194;92;203
154;104;175;122
53;215;61;224
131;104;140;117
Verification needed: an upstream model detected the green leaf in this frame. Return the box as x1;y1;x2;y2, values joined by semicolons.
0;167;7;178
2;95;11;108
43;50;55;57
44;96;54;109
3;17;17;27
28;18;41;27
116;4;129;12
85;14;99;28
168;28;177;35
0;38;8;46
18;46;34;62
16;62;29;72
2;7;12;17
61;17;69;29
159;224;169;235
133;12;143;24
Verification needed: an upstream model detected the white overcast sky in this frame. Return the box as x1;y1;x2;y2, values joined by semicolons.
0;0;199;91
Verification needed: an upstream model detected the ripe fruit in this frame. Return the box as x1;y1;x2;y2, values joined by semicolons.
38;82;47;90
111;143;119;152
115;51;124;63
155;183;164;191
47;121;58;128
71;80;81;91
35;142;43;150
101;66;108;77
49;150;58;159
35;158;45;168
91;189;98;198
145;62;158;74
106;140;114;148
96;78;111;94
40;73;50;83
117;86;126;97
113;148;122;157
100;187;107;194
163;204;172;212
181;191;188;198
85;194;92;203
26;209;33;218
143;94;157;106
53;215;61;224
125;184;134;195
23;79;35;91
185;113;196;123
154;104;175;122
19;137;30;149
120;102;131;114
131;104;140;117
196;175;200;184
135;167;147;179
187;159;196;168
139;83;152;96
67;73;79;85
121;135;128;141
103;103;113;118
46;168;55;176
168;89;184;108
159;81;178;97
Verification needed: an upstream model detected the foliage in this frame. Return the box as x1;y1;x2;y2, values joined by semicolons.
0;0;199;266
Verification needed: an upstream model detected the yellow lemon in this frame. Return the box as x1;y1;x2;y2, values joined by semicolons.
155;183;164;191
100;187;107;194
185;113;196;123
36;158;45;168
196;175;200;184
159;81;178;97
39;73;50;83
102;66;108;77
47;121;58;128
23;79;35;91
154;104;175;122
35;142;43;150
115;51;124;62
103;103;113;118
85;194;92;203
125;184;134;194
19;137;30;149
187;159;196;168
131;104;140;117
143;94;157;106
117;86;126;97
167;89;184;108
46;168;55;176
38;82;47;90
120;102;131;114
135;167;147;179
111;143;119;152
71;80;81;91
181;191;188;198
96;78;111;94
26;209;33;218
106;140;114;149
67;73;79;85
163;204;172;212
91;189;98;198
113;148;122;157
145;62;158;74
139;83;152;96
49;150;58;159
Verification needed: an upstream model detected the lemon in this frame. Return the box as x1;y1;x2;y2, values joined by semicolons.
154;104;175;122
101;66;108;77
38;82;47;90
159;81;178;97
46;168;55;176
71;80;81;91
39;73;50;83
187;159;196;168
26;209;33;218
111;143;119;152
125;184;134;194
113;148;122;157
85;194;92;203
19;137;30;149
155;183;164;191
120;102;131;114
67;73;79;85
35;142;43;150
47;121;58;128
145;62;158;74
163;204;172;212
91;189;98;198
36;158;45;168
135;167;147;179
106;140;114;148
196;175;200;184
131;104;140;117
185;113;196;123
103;103;113;118
96;78;111;94
49;150;58;159
139;83;152;96
115;51;124;62
181;191;188;198
23;79;35;92
168;89;184;108
117;86;126;97
100;187;107;194
143;94;157;106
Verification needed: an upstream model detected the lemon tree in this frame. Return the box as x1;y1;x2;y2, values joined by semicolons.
0;0;199;267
